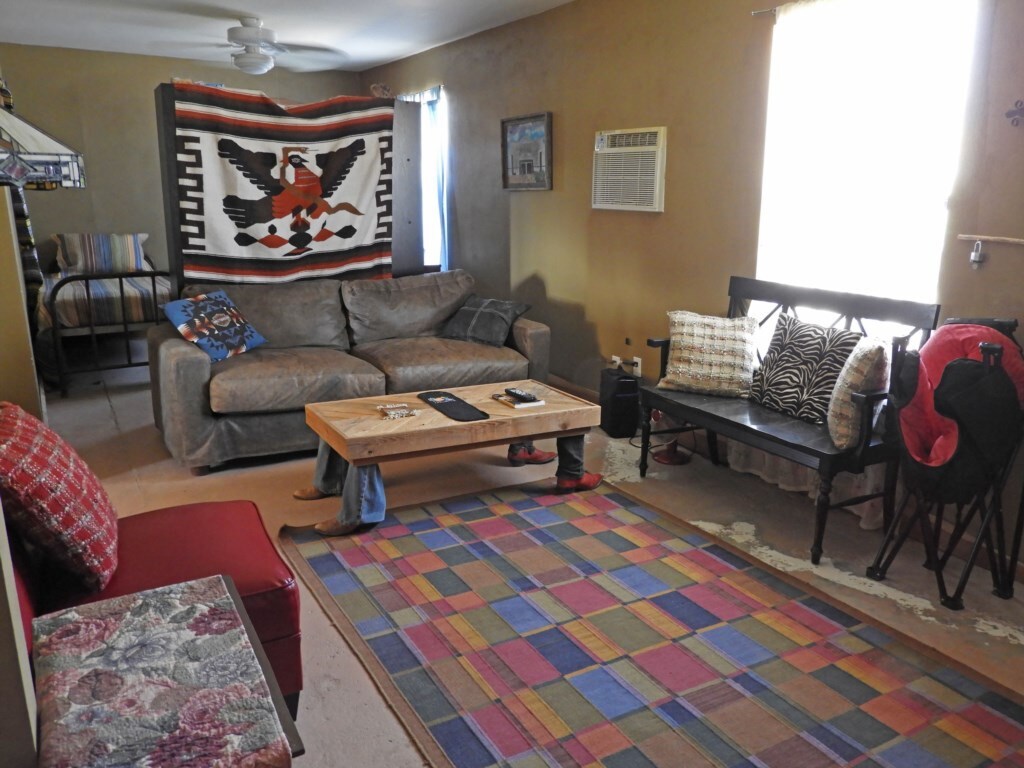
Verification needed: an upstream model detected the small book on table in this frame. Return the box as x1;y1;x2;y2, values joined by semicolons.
492;393;545;409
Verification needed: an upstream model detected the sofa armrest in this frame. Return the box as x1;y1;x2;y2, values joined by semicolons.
148;325;215;467
509;317;550;383
147;324;179;432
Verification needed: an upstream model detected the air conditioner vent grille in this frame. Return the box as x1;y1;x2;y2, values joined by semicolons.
606;130;660;149
592;153;659;208
592;126;666;212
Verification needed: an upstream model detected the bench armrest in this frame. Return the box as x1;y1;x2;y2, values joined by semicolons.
849;389;888;405
846;388;893;464
648;337;671;379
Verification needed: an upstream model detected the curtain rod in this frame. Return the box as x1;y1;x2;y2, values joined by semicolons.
957;234;1024;246
752;7;777;16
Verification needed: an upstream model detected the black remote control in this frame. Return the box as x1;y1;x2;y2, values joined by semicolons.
505;387;538;403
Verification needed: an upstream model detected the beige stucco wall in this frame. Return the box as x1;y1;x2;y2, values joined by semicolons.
1;0;1022;392
939;0;1024;321
0;43;360;271
362;0;770;386
364;0;1024;388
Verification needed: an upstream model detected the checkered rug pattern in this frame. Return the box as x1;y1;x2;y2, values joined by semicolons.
281;484;1024;768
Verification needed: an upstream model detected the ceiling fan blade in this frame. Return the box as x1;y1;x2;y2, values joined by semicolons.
274;41;348;73
262;41;289;56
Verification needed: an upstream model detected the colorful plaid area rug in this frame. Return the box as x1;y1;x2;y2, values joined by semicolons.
279;484;1024;768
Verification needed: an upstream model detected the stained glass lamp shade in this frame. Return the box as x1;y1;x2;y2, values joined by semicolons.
0;108;85;189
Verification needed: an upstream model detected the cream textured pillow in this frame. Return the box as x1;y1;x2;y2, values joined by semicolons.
827;337;890;449
657;311;758;397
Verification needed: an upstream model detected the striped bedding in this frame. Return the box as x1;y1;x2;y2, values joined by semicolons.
36;272;173;331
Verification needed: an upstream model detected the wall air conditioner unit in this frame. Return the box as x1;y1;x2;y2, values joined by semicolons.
591;127;666;212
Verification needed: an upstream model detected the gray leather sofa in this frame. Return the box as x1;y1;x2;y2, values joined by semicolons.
147;270;550;471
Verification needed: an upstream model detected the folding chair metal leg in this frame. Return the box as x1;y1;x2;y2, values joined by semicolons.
867;490;917;581
935;495;1004;610
1004;490;1024;599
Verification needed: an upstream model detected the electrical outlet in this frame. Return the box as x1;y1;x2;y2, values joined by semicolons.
632;356;642;378
611;355;622;368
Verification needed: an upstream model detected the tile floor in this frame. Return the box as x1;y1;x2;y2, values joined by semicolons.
45;366;1024;767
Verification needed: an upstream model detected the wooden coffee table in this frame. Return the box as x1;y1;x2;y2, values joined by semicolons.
305;380;600;467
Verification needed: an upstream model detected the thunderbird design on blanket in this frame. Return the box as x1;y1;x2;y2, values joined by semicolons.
171;82;394;283
218;138;366;254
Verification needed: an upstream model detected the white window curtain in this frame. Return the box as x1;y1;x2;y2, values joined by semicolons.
399;85;449;270
756;0;979;303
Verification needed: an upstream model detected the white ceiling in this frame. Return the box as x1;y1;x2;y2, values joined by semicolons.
0;0;575;73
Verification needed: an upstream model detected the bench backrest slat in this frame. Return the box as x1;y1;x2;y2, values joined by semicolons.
728;276;941;332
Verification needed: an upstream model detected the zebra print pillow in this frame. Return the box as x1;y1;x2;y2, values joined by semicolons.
751;314;861;424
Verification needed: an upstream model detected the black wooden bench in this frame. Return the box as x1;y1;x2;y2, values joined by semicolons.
640;276;941;564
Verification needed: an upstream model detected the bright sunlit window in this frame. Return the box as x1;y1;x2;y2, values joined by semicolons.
756;0;979;303
400;85;449;269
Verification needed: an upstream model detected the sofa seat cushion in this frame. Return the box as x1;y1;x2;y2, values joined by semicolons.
351;337;529;393
185;279;348;350
342;269;475;345
46;501;300;651
209;347;385;414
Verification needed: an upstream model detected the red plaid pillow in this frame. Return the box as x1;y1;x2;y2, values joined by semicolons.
0;402;118;590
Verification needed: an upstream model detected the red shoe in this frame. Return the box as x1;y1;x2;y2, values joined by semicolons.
507;446;557;466
556;472;604;493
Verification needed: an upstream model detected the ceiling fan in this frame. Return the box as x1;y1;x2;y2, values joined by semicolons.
227;17;284;75
223;17;348;75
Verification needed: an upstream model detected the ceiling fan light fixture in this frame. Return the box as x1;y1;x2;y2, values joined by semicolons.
233;50;275;75
227;17;277;48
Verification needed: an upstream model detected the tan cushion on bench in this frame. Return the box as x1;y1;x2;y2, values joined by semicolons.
657;311;758;398
828;337;890;449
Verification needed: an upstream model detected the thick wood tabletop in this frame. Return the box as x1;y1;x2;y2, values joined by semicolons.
305;380;600;466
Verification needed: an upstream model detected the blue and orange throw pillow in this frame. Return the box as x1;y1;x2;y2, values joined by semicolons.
163;290;266;361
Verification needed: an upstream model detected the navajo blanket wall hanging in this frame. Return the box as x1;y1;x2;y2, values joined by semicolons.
158;82;394;284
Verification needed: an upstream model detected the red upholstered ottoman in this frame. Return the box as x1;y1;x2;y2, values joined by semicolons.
54;500;302;708
10;500;303;715
34;576;293;767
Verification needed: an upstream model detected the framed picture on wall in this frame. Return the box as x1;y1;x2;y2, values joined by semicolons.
501;112;552;191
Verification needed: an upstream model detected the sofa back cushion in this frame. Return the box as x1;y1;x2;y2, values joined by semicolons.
183;279;348;350
342;270;475;345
